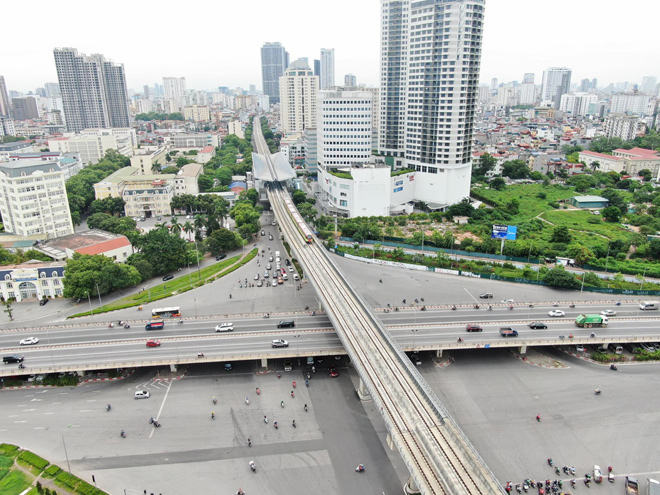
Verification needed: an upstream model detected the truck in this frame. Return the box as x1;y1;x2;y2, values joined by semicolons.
575;314;609;328
648;479;660;495
625;477;639;495
500;328;519;337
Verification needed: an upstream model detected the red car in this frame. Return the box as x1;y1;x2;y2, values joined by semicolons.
329;367;339;377
466;324;483;332
146;339;161;347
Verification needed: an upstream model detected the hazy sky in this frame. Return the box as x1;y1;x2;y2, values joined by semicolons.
2;0;658;94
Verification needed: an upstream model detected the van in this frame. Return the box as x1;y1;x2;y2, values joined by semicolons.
3;354;24;364
145;320;165;330
307;357;315;366
639;301;659;310
275;251;280;258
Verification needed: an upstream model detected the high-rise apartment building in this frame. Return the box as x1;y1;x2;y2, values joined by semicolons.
344;74;357;87
279;59;319;134
0;161;74;238
519;82;537;105
522;73;535;84
44;82;60;97
611;93;654;116
11;97;40;120
380;0;486;206
541;67;572;108
261;42;288;104
162;77;186;111
320;48;335;89
641;76;658;95
559;92;597;116
53;48;130;133
0;76;11;117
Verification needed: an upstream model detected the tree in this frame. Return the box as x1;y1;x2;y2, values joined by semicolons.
89;197;125;216
543;266;580;289
638;169;653;182
551;226;572;244
649;238;660;259
447;198;475;219
87;213;113;230
198;175;214;192
601;206;622;222
136;229;188;275
473;153;496;177
292;190;307;206
161;166;179;175
62;254;141;299
298;202;318;224
126;254;154;281
501;159;530;179
490;177;506;190
2;299;14;321
566;243;595;265
205;228;242;255
589;161;601;173
570;175;595;193
182;221;194;241
177;156;194;167
529;171;544;180
169;216;182;236
562;144;583;155
589;137;626;154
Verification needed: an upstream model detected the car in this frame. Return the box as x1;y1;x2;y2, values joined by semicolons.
277;276;283;284
548;310;565;317
329;366;339;377
285;259;291;265
501;299;514;304
266;264;272;270
277;320;295;328
263;271;269;278
216;254;226;261
268;235;273;240
466;324;483;332
39;298;48;306
283;360;293;371
479;293;493;299
261;230;265;236
269;256;274;262
640;343;656;351
576;345;585;352
600;310;617;317
272;339;289;348
271;221;277;226
215;323;234;332
528;322;548;329
146;339;161;347
271;279;277;287
224;363;233;371
257;280;263;287
162;274;174;281
409;354;422;366
293;273;300;281
3;354;24;364
288;266;294;272
593;465;603;483
254;274;259;280
134;390;150;399
19;337;39;346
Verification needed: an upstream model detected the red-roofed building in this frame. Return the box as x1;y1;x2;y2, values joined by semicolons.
612;147;660;176
37;230;133;262
197;145;216;163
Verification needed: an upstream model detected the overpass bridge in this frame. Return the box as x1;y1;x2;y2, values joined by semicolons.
252;117;504;495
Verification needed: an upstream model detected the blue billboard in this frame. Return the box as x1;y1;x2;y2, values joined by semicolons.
491;224;517;240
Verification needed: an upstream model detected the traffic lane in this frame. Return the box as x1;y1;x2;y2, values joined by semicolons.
7;332;345;369
0;316;334;348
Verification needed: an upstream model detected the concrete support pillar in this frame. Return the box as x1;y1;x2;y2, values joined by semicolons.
260;358;268;368
519;345;527;354
357;378;371;401
436;349;443;357
404;475;421;495
169;364;178;372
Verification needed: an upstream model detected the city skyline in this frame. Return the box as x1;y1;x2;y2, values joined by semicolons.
1;0;658;94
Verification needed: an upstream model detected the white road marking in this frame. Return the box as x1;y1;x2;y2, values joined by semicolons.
22;409;36;412
14;421;27;423
34;427;45;430
52;402;62;405
149;380;173;439
45;413;54;415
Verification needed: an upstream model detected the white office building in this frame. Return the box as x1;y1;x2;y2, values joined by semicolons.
320;48;335;90
279;59;319;134
0;161;74;238
559;92;598;116
379;0;485;208
541;67;572;108
162;77;187;112
603;114;645;141
610;93;654;116
519;82;537;105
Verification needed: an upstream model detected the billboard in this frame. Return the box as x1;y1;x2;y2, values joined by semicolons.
491;224;517;241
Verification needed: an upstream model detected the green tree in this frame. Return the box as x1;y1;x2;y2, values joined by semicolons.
183;221;194;241
474;153;497;176
638;169;653;181
292;190;307;206
136;228;188;275
198;174;214;192
543;266;580;289
169;216;182;236
89;197;126;216
446;198;474;218
649;238;660;259
205;228;242;255
501;159;530;179
589;161;601;173
551;226;572;244
87;213;113;230
62;254;141;299
490;177;506;190
177;156;194;167
2;299;14;321
601;206;622;222
126;253;154;281
298;202;318;224
161;166;179;174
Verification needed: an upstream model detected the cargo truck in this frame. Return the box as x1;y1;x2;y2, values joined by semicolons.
575;314;609;328
500;328;519;337
625;477;639;495
648;478;660;495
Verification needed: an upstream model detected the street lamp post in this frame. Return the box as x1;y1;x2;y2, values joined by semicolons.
640;267;648;290
95;283;103;309
61;425;72;473
194;298;198;319
411;328;418;352
86;291;94;323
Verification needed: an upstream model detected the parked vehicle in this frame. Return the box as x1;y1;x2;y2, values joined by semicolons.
575;314;609;328
625;477;639;494
499;328;519;337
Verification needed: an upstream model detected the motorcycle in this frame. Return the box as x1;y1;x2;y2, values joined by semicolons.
256;387;260;395
547;458;553;466
137;306;143;311
249;460;256;472
488;305;492;310
457;337;463;343
594;389;601;395
610;364;618;371
355;464;365;472
305;379;309;387
304;305;309;310
178;319;183;324
124;323;130;329
590;332;596;337
108;323;114;328
281;400;285;408
120;430;126;438
509;305;514;310
474;304;480;309
18;363;26;369
245;397;250;405
292;381;296;388
569;304;575;308
263;314;270;319
212;396;217;404
452;306;457;311
106;404;111;412
263;415;268;424
292;420;296;428
197;352;204;358
304;404;308;412
274;421;278;429
421;306;426;311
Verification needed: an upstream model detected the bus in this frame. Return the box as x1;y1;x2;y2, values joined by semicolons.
152;306;181;318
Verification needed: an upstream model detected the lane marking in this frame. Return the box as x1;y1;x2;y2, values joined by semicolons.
149;380;172;439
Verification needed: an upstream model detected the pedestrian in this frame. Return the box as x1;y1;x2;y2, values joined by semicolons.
248;438;251;447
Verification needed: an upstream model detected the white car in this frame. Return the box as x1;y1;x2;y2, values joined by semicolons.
19;337;39;346
215;323;234;332
600;310;617;317
548;310;565;317
271;279;277;287
253;274;259;280
134;390;150;399
271;339;289;348
288;266;294;272
501;299;514;304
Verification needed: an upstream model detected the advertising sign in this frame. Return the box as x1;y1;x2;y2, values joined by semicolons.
491;224;517;240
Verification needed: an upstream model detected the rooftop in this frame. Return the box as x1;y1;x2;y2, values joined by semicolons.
0;160;64;178
177;163;203;177
572;195;609;202
580;150;623;160
38;229;131;259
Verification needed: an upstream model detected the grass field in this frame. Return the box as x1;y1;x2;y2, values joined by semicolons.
540;210;637;243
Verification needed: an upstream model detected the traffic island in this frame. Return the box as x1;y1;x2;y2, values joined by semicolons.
511;348;568;369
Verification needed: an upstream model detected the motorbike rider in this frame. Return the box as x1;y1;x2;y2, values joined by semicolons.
304;404;308;412
211;411;215;419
